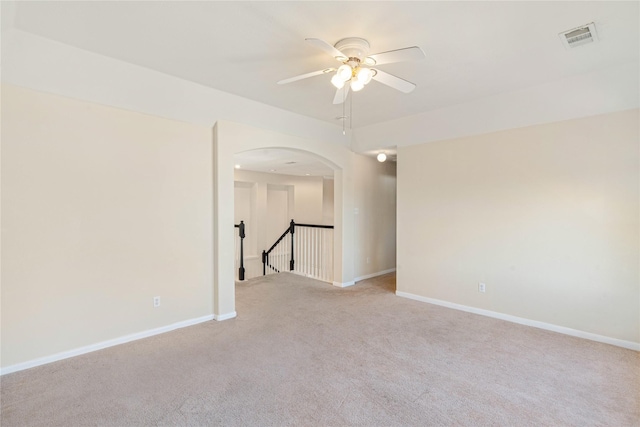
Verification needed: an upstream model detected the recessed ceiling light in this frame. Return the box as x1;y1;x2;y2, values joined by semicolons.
270;169;276;172
235;164;241;169
305;173;311;176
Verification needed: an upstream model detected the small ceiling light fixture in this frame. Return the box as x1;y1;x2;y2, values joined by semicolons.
235;164;241;169
377;153;387;162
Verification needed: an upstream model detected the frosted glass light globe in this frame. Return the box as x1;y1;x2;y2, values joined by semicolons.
356;68;373;85
336;65;352;81
331;74;345;89
350;79;364;92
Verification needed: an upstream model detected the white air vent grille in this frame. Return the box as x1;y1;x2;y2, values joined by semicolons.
559;22;598;49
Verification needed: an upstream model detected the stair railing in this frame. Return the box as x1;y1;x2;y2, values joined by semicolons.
294;222;334;283
234;220;245;281
262;220;334;283
262;220;293;275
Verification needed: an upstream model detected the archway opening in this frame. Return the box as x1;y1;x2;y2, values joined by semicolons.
232;148;336;282
213;120;356;320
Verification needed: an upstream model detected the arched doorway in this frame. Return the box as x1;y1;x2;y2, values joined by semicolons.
212;120;356;320
232;148;336;281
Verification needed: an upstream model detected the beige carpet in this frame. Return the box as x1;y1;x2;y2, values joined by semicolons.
1;272;638;426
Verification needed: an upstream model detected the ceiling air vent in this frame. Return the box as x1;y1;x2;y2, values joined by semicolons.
559;22;598;49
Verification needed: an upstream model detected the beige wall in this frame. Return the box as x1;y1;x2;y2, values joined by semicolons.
235;169;326;225
397;109;639;344
353;155;397;279
1;85;214;368
234;169;328;255
322;178;335;226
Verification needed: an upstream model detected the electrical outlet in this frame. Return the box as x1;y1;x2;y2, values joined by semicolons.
153;296;161;307
478;282;486;293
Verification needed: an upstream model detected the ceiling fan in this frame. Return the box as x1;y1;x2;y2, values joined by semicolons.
277;37;425;105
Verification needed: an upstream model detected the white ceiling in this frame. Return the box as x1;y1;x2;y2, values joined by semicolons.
8;1;639;130
4;1;637;175
232;147;397;177
234;148;335;177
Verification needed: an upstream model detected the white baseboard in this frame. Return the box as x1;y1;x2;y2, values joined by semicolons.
332;268;396;288
0;314;215;376
333;280;356;288
395;291;640;351
354;268;396;283
213;311;237;321
288;270;330;284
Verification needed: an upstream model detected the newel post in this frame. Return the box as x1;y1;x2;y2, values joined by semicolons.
289;219;295;271
238;221;245;281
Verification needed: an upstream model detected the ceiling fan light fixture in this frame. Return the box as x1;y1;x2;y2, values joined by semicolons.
280;37;423;107
356;68;373;85
331;74;345;89
336;64;352;81
350;79;364;92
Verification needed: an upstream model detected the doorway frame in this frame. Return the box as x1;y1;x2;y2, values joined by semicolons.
212;120;356;319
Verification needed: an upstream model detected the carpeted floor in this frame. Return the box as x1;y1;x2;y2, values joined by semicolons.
1;272;638;426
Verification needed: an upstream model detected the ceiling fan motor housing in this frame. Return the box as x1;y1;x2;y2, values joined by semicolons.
334;37;371;62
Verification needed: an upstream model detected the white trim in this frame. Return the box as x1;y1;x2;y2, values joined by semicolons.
213;311;237;321
288;270;332;285
333;281;356;288
0;315;215;376
354;268;396;283
395;291;640;351
332;268;397;288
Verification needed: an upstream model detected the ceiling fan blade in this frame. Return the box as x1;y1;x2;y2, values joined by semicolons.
366;46;425;66
277;68;334;85
333;84;350;104
306;38;347;61
371;69;416;93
